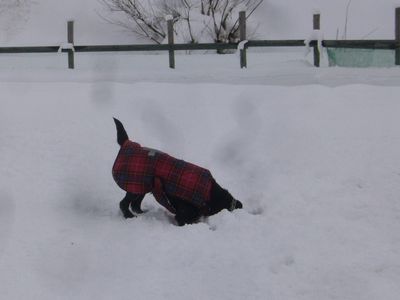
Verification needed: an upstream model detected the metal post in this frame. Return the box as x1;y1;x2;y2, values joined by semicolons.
395;8;400;65
167;19;175;69
313;13;320;67
67;21;74;69
239;11;247;68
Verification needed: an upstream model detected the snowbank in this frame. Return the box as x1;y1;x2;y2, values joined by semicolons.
1;61;400;299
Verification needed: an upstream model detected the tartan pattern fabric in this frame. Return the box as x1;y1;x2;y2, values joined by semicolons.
112;141;154;194
112;140;212;208
153;177;177;214
154;153;212;208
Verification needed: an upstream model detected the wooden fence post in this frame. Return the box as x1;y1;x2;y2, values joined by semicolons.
167;17;175;69
395;8;400;65
67;21;74;69
239;11;247;68
313;13;320;67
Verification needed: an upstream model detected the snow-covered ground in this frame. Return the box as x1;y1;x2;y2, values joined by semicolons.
1;51;400;300
2;1;400;299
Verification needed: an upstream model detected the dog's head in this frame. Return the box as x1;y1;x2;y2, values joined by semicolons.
208;186;243;216
229;198;243;211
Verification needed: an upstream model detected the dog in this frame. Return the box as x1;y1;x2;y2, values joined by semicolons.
112;118;242;226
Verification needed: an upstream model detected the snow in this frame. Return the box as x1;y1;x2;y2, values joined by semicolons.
58;43;75;53
238;40;249;51
1;51;400;300
304;29;325;63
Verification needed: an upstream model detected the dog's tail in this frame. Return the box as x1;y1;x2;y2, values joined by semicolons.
113;118;129;146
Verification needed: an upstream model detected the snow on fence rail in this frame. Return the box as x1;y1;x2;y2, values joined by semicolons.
1;9;400;69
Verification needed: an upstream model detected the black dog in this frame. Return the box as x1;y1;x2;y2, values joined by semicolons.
112;118;242;226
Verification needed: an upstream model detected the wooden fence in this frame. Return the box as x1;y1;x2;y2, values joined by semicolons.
1;9;400;69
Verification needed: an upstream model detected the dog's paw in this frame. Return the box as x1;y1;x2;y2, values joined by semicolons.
131;206;147;215
119;201;136;219
120;209;135;219
175;216;186;226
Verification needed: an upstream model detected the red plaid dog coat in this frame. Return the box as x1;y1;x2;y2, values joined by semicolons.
112;140;213;210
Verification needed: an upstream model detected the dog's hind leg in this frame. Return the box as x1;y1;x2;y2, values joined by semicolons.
119;192;145;218
120;194;135;218
128;193;146;214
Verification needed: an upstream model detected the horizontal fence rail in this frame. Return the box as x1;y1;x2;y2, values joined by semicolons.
76;43;239;52
0;40;396;54
0;41;309;54
322;40;396;49
0;46;61;53
247;40;306;47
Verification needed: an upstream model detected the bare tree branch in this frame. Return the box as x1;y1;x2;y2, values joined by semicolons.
99;0;263;46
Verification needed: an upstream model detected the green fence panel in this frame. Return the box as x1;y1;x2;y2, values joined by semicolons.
327;48;395;67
